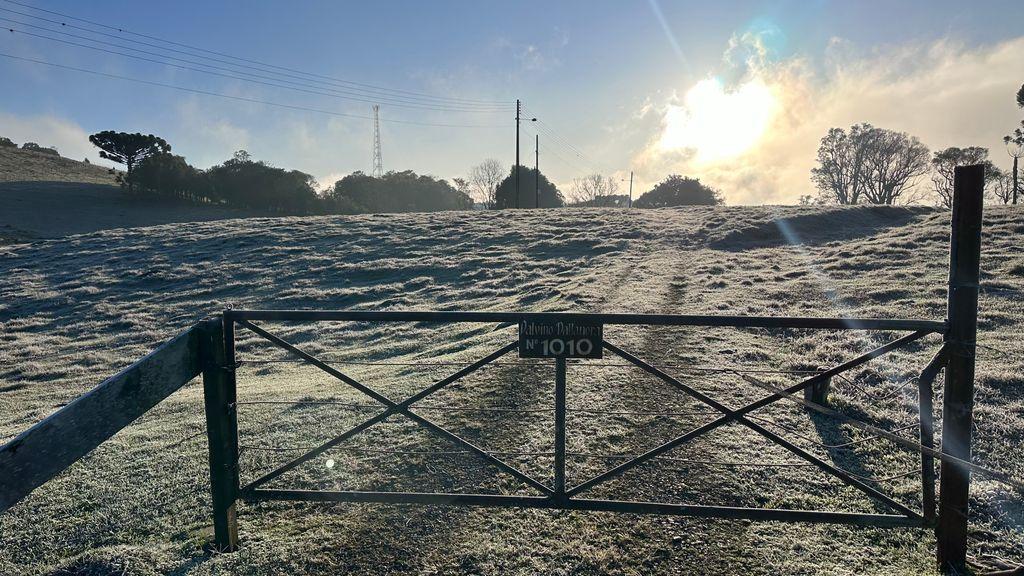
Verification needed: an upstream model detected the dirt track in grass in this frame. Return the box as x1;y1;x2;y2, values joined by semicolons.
1;205;1022;575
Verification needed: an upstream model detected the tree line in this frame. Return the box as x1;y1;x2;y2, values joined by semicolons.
86;131;471;215
468;160;722;209
809;83;1024;207
1;136;60;156
85;130;723;215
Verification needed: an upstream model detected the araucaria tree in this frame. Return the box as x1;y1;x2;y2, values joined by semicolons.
1004;83;1024;204
930;147;1001;208
1008;128;1024;205
88;131;170;193
811;123;930;205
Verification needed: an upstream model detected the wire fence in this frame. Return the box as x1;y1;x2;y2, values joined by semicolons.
235;444;918;485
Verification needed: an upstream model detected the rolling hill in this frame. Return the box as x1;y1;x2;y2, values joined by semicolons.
0;146;266;243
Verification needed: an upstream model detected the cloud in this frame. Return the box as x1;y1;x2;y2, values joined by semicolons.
633;33;1024;204
0;113;102;163
174;97;251;166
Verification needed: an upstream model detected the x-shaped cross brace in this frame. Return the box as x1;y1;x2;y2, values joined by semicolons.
566;333;930;520
237;319;551;495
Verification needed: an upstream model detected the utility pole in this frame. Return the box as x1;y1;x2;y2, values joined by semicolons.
535;134;540;208
515;99;521;208
628;171;634;208
512;100;537;209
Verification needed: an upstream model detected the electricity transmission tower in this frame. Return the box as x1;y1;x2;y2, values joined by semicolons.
372;104;383;178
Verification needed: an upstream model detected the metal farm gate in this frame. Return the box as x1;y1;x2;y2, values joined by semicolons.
218;309;941;525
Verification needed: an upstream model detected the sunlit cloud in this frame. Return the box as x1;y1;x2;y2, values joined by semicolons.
658;77;779;163
633;31;1024;204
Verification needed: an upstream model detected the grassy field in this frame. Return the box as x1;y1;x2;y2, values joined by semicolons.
0;205;1022;575
0;146;118;186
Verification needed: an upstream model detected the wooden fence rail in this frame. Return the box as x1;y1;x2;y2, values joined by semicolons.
0;321;206;514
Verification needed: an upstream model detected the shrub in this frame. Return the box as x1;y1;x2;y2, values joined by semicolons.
0;136;16;148
493;165;563;209
21;142;59;156
634;175;722;207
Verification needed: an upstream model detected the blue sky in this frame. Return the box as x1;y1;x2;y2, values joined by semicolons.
2;0;1023;202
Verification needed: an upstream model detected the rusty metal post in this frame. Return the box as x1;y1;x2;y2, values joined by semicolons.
936;165;984;571
803;376;830;407
201;314;240;552
554;358;567;501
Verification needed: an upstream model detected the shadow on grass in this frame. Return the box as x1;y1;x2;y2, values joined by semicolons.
709;206;932;251
807;409;909;515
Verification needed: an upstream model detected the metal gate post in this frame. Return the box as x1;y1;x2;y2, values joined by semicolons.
201;314;241;552
936;164;984;570
554;358;567;501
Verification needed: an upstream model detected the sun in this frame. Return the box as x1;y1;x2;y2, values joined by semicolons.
658;77;778;163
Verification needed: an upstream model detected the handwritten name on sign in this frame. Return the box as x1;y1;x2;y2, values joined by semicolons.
519;318;603;359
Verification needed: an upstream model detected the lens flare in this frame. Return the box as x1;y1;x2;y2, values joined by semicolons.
659;77;778;163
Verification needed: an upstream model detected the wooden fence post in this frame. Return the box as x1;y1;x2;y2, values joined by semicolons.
936;164;984;570
201;315;240;552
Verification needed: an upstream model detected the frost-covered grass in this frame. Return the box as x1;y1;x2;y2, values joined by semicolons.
0;205;1022;575
0;147;117;186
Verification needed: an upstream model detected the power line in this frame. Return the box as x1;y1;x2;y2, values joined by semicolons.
0;51;510;128
520;124;591;175
521;105;608;173
0;0;510;106
534;121;607;174
1;22;511;113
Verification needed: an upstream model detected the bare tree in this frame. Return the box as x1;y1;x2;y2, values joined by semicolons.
810;125;868;205
570;173;619;206
812;124;928;205
858;128;930;205
992;170;1015;205
930;146;1001;208
468;159;505;209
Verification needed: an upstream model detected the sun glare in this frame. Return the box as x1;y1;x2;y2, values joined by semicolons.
658;77;778;163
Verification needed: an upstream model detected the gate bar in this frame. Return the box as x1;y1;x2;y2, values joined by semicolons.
226;310;944;333
554;358;567;498
919;346;948;523
242;489;925;527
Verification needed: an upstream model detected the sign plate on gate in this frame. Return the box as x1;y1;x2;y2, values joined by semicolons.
519;317;603;359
